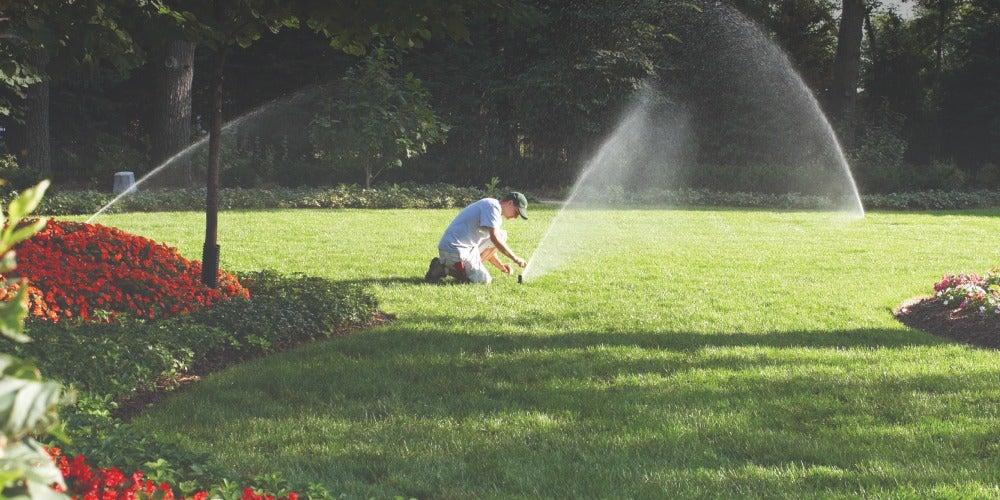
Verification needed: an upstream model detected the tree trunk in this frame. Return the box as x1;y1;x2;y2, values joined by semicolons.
152;40;196;187
830;0;865;149
202;46;227;288
23;47;50;177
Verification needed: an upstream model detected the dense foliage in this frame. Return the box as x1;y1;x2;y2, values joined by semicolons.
17;267;377;398
3;1;995;194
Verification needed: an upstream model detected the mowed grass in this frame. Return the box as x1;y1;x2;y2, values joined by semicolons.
78;206;1000;498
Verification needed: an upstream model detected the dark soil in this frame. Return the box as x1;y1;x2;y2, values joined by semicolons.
894;297;1000;349
112;311;395;421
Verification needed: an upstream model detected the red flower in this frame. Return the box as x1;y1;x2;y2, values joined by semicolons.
48;448;298;500
1;220;249;323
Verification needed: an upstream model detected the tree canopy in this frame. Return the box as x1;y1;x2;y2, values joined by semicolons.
0;0;996;194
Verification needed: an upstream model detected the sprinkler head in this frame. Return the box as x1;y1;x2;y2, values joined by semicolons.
518;274;523;284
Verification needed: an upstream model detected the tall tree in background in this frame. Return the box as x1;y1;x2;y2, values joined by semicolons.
732;0;839;91
830;0;866;148
22;47;48;176
937;0;999;174
913;0;965;158
151;39;196;185
0;1;143;176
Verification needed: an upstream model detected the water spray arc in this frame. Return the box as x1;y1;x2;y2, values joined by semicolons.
522;89;660;281
89;84;333;224
522;3;866;282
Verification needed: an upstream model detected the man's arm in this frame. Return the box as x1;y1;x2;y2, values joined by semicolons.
487;226;527;268
485;253;513;274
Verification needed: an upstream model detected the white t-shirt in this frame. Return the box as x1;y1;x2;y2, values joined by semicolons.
438;198;502;254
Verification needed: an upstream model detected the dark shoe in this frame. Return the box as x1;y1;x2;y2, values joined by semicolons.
425;257;447;283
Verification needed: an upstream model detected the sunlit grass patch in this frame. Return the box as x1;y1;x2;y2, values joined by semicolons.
83;207;1000;497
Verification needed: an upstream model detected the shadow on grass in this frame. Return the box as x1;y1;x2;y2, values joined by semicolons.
167;320;996;497
134;280;996;497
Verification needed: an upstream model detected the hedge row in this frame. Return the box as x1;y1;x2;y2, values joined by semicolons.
9;185;1000;215
14;184;491;215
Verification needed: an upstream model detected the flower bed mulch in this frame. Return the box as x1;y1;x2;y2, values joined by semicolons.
895;297;1000;350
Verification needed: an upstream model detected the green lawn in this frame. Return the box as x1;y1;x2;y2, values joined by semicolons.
83;206;1000;498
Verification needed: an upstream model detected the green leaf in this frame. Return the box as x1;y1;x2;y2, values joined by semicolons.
6;180;49;220
0;375;63;438
0;439;67;497
0;286;30;342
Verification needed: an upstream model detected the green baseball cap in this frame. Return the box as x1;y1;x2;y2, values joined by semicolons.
502;192;528;219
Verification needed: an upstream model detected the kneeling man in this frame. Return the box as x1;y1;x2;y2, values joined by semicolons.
425;192;529;284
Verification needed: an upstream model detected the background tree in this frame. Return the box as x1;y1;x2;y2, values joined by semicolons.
732;0;839;90
150;39;196;186
309;51;447;189
830;0;866;148
0;1;144;177
1;0;996;195
935;0;998;178
405;0;674;187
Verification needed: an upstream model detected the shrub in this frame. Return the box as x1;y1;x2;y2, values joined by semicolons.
19;268;378;498
917;161;966;190
191;270;378;353
7;220;248;322
16;318;196;397
12;182;1000;216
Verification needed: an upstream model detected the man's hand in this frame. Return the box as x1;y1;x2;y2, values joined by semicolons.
513;256;527;268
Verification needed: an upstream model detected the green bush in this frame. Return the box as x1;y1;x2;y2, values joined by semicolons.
16;319;190;398
9;183;1000;215
190;270;378;353
16;269;377;496
918;161;966;190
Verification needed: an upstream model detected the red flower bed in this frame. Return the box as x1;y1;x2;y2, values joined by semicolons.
4;220;248;322
50;448;298;500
